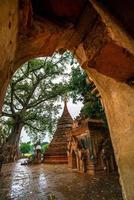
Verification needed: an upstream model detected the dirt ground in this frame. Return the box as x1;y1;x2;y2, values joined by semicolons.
0;159;123;200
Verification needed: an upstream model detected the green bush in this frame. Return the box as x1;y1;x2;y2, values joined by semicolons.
20;142;31;154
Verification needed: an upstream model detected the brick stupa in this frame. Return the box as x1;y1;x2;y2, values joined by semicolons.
44;100;73;164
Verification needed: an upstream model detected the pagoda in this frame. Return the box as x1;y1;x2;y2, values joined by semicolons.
44;100;73;164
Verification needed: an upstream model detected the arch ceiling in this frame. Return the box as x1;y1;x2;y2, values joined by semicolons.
16;0;134;82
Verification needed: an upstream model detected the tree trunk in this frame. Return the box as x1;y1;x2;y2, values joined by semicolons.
4;121;23;163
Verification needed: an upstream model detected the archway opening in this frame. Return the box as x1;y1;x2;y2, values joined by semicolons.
0;0;134;199
0;50;123;199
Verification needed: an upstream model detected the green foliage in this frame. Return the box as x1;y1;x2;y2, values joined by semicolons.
42;143;49;153
68;66;107;125
1;50;108;146
1;52;73;143
68;66;91;102
20;142;31;154
81;92;102;118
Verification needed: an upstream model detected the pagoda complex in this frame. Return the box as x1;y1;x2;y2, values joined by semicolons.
66;117;117;175
43;101;73;164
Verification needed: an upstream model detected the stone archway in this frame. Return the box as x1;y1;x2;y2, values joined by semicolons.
0;1;134;199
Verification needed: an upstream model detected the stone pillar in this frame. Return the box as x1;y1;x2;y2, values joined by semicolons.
86;68;134;200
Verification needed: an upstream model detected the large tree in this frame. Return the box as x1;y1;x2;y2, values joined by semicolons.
0;52;70;162
68;65;107;124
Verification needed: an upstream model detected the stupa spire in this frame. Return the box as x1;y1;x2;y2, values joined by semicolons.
44;98;73;164
60;95;73;121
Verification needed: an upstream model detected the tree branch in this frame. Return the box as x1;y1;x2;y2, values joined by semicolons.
13;91;24;106
22;73;50;110
1;111;12;117
24;122;45;132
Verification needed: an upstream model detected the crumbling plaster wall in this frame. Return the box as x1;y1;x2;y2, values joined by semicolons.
0;0;18;109
75;2;134;200
86;68;134;200
0;1;134;200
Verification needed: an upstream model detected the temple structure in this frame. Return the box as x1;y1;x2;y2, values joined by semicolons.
66;117;117;175
1;1;134;198
44;101;73;164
